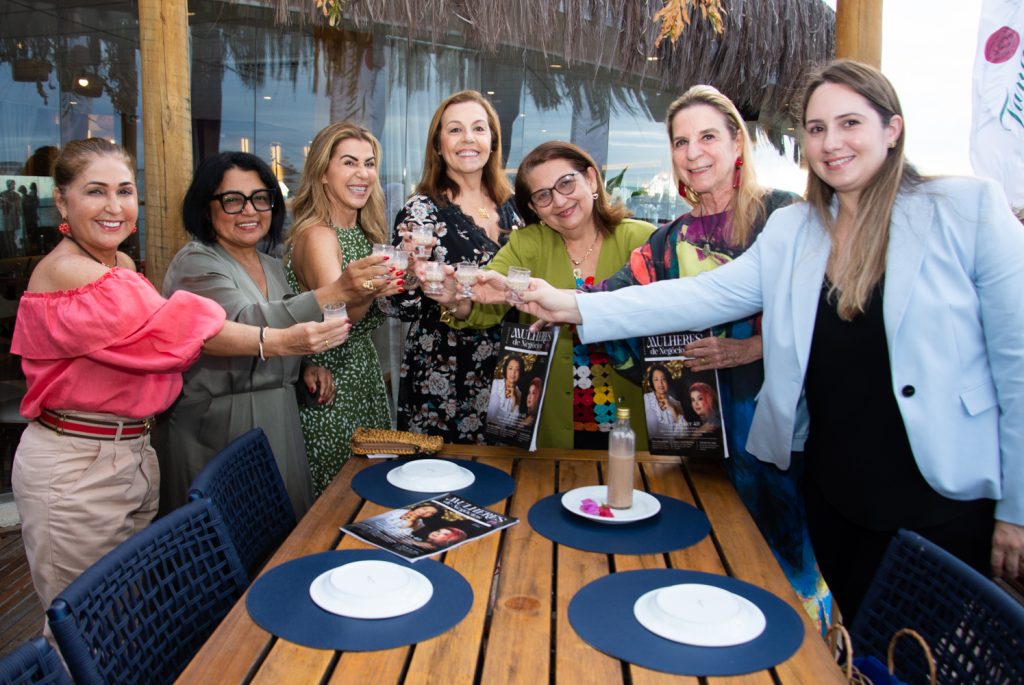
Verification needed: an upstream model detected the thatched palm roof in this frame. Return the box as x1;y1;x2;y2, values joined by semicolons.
260;0;835;125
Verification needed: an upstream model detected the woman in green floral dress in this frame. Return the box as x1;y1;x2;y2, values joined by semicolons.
286;122;398;496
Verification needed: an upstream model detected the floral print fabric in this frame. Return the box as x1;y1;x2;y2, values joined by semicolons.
389;194;522;443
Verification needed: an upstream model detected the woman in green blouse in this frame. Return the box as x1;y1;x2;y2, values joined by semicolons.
421;141;653;449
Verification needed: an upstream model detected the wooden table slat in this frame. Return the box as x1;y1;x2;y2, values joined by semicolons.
403;456;514;685
554;460;624;685
478;458;555;685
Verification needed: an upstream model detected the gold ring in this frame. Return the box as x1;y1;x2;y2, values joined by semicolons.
362;279;376;291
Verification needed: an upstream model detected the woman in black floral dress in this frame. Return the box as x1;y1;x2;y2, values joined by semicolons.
391;90;522;443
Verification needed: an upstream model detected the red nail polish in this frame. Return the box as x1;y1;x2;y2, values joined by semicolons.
398;287;405;293
396;279;405;286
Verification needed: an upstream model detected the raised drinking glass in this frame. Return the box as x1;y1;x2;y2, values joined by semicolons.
411;225;434;258
455;261;479;298
506;266;531;305
422;260;446;295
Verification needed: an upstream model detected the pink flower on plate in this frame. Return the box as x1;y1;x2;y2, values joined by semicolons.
986;26;1020;64
579;498;615;517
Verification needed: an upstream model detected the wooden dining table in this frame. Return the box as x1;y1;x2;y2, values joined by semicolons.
177;445;845;685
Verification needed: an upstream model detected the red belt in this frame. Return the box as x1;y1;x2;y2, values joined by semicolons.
37;409;154;441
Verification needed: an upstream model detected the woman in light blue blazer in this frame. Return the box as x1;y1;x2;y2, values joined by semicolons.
499;60;1024;622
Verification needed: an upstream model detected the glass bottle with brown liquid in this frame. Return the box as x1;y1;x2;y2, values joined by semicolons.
606;406;635;509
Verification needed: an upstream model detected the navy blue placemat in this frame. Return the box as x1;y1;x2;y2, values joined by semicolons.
569;569;804;676
352;457;515;507
246;549;473;651
527;493;710;554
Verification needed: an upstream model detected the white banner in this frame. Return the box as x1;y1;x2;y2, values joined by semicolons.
971;0;1024;208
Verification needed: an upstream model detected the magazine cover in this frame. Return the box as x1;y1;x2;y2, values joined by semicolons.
484;322;560;450
641;331;728;459
340;494;519;562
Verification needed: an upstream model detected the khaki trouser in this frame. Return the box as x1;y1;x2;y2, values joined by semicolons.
12;419;159;631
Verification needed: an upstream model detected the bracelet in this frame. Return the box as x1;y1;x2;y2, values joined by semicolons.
258;326;267;362
439;304;457;325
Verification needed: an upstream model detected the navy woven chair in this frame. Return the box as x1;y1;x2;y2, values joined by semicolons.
46;498;248;685
187;427;296;578
851;529;1024;684
0;636;71;685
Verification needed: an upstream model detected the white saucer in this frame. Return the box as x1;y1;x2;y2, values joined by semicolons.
386;459;476;492
560;485;661;524
633;583;766;647
309;560;433;619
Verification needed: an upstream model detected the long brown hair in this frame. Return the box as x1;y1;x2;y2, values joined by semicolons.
513;141;630;235
665;85;764;248
288;121;387;247
800;59;924;320
416;90;513;207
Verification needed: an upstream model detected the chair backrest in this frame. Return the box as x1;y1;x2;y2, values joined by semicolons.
851;529;1024;684
46;499;248;685
0;636;71;685
187;427;296;578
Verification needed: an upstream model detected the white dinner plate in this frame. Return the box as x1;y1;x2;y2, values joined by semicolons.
633;583;766;647
386;459;476;492
560;485;661;524
309;559;433;619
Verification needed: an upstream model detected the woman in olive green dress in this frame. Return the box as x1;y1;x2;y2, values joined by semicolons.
286;122;398;496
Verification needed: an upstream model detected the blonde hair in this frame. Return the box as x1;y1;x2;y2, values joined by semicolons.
416;90;513;207
288;122;387;247
665;85;765;248
800;59;924;320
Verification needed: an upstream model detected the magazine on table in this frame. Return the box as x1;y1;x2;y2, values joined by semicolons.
484;322;560;451
340;494;519;562
641;331;728;459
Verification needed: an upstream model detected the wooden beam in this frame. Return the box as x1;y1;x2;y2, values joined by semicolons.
835;0;883;68
138;0;191;287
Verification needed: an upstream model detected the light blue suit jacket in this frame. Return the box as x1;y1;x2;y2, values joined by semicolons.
577;177;1024;524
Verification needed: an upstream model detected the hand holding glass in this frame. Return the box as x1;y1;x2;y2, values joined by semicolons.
411;225;434;258
455;261;479;298
422;260;447;295
506;266;531;305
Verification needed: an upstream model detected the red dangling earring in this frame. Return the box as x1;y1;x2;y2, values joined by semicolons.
677;180;688;199
130;225;138;234
58;222;71;235
733;157;744;189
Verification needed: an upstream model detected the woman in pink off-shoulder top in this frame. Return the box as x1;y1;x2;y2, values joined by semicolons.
10;138;352;620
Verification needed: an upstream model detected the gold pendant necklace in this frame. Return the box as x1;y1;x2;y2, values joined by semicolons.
477;207;491;220
564;234;599;266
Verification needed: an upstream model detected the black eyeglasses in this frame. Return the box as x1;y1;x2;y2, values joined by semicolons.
211;190;275;214
529;171;581;208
